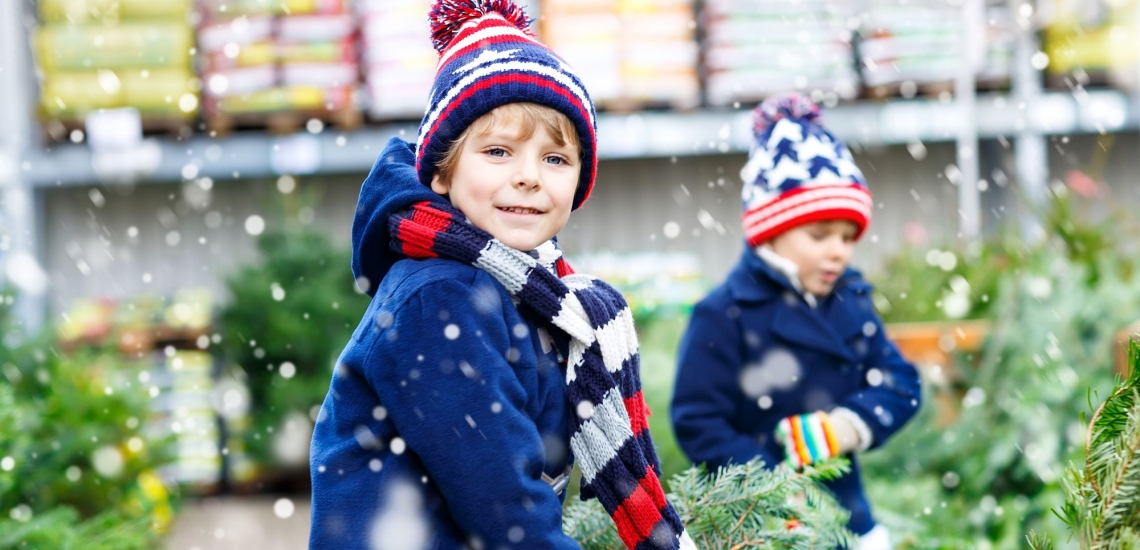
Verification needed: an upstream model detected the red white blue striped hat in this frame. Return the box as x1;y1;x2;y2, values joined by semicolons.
416;0;598;210
740;93;873;246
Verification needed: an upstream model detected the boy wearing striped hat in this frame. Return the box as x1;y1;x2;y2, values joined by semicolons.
310;1;694;549
670;93;922;549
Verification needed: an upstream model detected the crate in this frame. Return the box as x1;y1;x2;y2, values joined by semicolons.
204;106;362;135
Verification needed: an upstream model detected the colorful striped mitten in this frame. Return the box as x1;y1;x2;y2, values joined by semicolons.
775;411;843;469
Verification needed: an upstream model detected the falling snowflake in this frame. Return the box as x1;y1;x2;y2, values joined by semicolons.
739;348;802;398
273;498;295;519
244;215;266;236
444;324;460;340
369;481;429;550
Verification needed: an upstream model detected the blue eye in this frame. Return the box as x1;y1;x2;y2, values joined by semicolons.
486;148;507;157
545;155;565;165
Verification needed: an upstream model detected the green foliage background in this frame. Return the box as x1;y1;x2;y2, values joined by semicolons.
0;300;174;549
218;224;369;465
859;189;1140;548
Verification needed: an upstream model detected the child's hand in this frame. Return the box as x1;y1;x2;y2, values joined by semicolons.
774;410;860;469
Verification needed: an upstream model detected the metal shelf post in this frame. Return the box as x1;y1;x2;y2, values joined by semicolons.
956;0;985;239
1011;0;1048;241
1;1;46;334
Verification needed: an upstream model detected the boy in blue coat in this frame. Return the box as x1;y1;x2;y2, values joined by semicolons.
309;1;693;549
671;94;922;549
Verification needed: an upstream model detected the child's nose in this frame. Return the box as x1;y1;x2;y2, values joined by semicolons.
827;238;849;259
513;158;542;189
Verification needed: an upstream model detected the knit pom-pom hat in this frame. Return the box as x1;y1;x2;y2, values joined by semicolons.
740;93;872;246
416;0;598;209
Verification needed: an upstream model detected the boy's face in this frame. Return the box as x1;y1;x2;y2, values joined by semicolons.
769;220;858;296
431;114;581;252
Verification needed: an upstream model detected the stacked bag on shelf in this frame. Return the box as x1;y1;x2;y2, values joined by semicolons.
856;0;964;95
540;0;700;109
539;0;622;104
702;0;859;106
57;288;236;490
615;0;701;109
852;0;1013;97
1042;0;1139;90
357;0;435;120
197;0;360;129
147;348;223;487
979;0;1015;88
34;0;199;125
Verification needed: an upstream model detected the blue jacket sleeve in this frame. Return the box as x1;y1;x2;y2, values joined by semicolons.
838;312;923;450
366;278;580;550
671;298;779;470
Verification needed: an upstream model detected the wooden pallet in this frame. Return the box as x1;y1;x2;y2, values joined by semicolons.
863;79;958;101
204;107;363;136
1045;69;1113;92
595;95;701;114
116;326;210;356
976;77;1011;93
42;115;194;144
885;319;989;427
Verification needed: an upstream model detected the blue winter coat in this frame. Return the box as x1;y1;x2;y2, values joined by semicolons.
671;248;922;536
309;137;580;549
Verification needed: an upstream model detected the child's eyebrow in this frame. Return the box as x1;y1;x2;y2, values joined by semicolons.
476;127;526;141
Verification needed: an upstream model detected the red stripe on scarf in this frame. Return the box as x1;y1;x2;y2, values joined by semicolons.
612;481;665;549
555;257;574;277
624;391;649;437
399;203;453;258
641;465;669;510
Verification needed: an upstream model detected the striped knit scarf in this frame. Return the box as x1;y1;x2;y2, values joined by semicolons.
390;201;695;550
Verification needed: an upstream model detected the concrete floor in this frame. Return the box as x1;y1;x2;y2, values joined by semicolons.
164;496;311;550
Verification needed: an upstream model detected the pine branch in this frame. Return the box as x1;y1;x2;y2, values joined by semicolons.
1035;337;1140;549
565;459;856;550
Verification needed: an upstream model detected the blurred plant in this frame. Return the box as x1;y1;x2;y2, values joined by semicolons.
0;300;174;549
637;314;692;482
564;458;855;550
874;186;1133;325
862;187;1140;547
218;221;368;466
1028;337;1140;550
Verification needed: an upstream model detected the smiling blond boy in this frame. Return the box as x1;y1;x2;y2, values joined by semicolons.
309;2;693;549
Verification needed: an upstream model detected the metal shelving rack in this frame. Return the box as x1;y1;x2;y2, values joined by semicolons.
1;0;47;334
2;0;1136;331
20;89;1139;187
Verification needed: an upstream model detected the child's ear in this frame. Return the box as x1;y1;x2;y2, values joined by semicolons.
430;173;450;195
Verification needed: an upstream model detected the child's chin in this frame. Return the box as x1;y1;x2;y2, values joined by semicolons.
806;282;835;296
496;234;544;252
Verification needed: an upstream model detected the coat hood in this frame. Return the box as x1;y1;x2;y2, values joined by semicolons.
350;136;439;296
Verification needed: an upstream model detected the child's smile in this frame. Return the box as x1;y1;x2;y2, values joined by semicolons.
496;205;545;215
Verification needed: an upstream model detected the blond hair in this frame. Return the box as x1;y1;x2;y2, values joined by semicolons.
434;102;581;185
